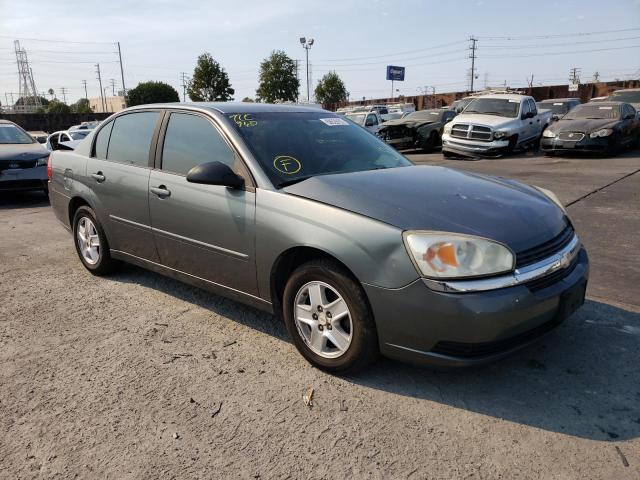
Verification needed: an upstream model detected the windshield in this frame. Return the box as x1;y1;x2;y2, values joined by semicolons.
405;110;442;121
69;130;91;140
227;112;412;187
538;102;571;115
564;104;620;120
0;124;35;144
345;113;366;126
464;98;520;117
608;91;640;103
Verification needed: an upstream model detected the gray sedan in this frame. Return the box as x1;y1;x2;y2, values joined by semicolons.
48;103;589;373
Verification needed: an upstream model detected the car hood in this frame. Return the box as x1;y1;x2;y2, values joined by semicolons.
284;165;566;253
380;118;437;129
0;142;49;161
548;118;620;133
453;113;518;127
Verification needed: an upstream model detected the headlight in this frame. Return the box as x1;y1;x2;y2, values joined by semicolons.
589;128;613;138
403;232;514;279
493;130;509;139
36;156;49;166
443;124;452;134
542;129;556;138
532;186;566;214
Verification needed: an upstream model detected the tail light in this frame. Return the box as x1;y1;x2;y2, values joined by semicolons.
47;154;53;180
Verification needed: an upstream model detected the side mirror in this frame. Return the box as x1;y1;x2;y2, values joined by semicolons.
522;111;534;119
186;161;244;189
623;113;635;120
455;107;463;113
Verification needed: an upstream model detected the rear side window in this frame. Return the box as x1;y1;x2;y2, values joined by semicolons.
94;121;113;159
161;112;235;175
106;111;160;167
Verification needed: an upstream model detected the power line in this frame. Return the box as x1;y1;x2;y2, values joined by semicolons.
314;39;468;62
478;27;640;40
482;44;640;58
0;34;115;45
481;35;640;49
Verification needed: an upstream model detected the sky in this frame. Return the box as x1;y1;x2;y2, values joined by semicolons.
1;0;639;106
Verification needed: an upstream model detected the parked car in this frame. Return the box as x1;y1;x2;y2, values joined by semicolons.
49;103;589;373
450;96;476;113
441;94;552;157
345;111;384;134
28;131;49;144
378;109;457;151
607;88;640;110
69;121;101;131
46;129;92;151
536;98;581;122
540;102;639;155
589;96;608;102
0;119;50;194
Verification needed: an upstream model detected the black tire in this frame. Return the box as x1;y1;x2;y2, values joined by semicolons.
505;134;519;154
282;259;379;374
421;131;440;152
72;205;119;276
442;149;455;158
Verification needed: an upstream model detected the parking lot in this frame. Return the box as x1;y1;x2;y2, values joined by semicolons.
1;149;639;478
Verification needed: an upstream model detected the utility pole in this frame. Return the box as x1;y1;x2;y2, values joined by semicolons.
82;80;88;99
95;63;105;113
180;72;188;102
60;87;68;104
117;42;127;107
592;71;600;82
469;36;478;92
109;78;116;96
294;60;299;102
569;67;581;84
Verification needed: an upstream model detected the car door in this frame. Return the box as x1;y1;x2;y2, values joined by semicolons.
148;110;257;295
365;113;381;134
88;110;162;261
528;99;544;137
621;104;637;146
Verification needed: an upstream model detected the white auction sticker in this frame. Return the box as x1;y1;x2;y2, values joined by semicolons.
599;106;613;110
0;124;15;127
320;117;349;126
508;99;520;103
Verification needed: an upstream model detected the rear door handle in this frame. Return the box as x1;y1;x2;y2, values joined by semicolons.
91;172;105;182
150;185;171;198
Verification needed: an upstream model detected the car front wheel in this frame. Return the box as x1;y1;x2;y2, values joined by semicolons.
72;206;118;275
282;259;378;374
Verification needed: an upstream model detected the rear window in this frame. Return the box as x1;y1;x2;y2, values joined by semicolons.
106;112;160;167
0;124;34;144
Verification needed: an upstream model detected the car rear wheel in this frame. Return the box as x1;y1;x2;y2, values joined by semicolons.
282;259;378;374
73;206;118;275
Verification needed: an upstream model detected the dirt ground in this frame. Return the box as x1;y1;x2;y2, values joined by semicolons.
1;151;639;479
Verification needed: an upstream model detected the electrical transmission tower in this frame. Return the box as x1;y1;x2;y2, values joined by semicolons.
569;67;581;84
109;78;116;96
60;87;68;104
14;40;41;113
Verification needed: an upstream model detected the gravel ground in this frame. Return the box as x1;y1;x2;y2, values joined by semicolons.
1;151;639;479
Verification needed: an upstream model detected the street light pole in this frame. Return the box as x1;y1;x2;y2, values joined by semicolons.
299;37;314;103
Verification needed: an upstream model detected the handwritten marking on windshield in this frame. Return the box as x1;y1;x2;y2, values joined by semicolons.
273;156;302;175
229;114;257;127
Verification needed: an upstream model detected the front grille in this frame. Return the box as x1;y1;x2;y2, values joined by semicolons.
524;254;579;292
557;132;585;141
515;224;574;269
450;123;492;142
383;126;411;140
0;159;38;171
431;315;565;358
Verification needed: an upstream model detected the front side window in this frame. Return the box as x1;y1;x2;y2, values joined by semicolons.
465;98;520;118
107;111;160;167
161;112;235;175
94;121;113;159
227;111;411;187
528;99;537;116
0;123;35;144
366;114;378;126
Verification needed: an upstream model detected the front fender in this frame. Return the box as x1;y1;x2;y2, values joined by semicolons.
255;189;420;300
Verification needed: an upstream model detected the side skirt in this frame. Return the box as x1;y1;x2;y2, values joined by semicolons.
110;249;274;314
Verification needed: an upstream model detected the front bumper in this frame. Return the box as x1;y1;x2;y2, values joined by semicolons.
441;134;510;157
0;166;48;192
365;248;589;367
540;136;610;153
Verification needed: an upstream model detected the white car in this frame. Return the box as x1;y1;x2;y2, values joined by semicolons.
441;93;552;157
345;111;384;134
46;129;92;151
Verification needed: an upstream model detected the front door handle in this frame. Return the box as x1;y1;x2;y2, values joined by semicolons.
91;172;105;182
150;185;171;198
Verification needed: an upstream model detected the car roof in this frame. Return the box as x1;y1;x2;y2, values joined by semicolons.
581;101;624;107
472;94;526;100
126;102;331;114
611;88;640;93
538;98;580;103
0;119;18;125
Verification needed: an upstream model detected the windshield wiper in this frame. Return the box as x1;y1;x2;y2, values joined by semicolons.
278;175;316;188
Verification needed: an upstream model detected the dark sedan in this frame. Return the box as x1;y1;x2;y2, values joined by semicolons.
0;120;50;194
541;102;639;155
378;109;457;151
536;98;581;122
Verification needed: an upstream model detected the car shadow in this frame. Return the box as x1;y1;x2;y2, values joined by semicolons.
110;264;640;441
0;191;50;209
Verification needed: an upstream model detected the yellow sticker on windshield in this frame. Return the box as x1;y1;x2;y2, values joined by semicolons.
229;113;257;127
273;156;301;175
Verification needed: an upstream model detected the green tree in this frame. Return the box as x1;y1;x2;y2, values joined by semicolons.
46;99;71;114
14;96;49;107
241;96;254;103
315;71;349;105
256;50;299;103
187;53;234;101
126;81;180;106
70;98;93;113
